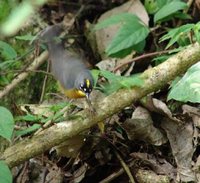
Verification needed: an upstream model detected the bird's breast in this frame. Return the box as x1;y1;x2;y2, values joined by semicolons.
63;88;86;99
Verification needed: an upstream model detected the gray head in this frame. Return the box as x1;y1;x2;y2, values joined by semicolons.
40;25;63;44
74;71;94;98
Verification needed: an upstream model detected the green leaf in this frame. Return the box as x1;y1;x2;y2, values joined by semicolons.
0;41;17;60
160;24;194;49
109;39;146;58
94;13;149;58
1;0;47;36
157;0;168;8
15;124;41;136
0;1;15;23
15;113;39;122
194;22;200;43
154;1;188;23
0;60;16;70
98;70;143;94
168;62;200;103
174;12;191;20
106;22;149;57
50;102;70;112
91;69;100;87
15;33;35;41
94;13;141;30
0;107;14;140
144;0;159;14
0;161;12;183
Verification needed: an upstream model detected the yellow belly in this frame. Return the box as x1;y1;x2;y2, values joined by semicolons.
58;82;86;99
63;88;86;99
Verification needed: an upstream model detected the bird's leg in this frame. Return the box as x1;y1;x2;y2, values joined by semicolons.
85;98;105;134
85;98;96;114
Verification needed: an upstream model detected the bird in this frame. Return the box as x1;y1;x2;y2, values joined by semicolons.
40;24;94;104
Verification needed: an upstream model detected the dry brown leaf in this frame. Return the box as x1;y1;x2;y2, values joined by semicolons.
194;155;200;182
46;165;63;183
131;152;176;179
55;135;85;158
141;97;180;122
72;163;88;183
152;98;174;118
122;106;167;146
195;0;200;10
136;169;170;183
161;118;196;182
96;58;117;72
182;104;200;127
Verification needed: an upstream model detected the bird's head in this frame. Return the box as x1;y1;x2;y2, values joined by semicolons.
74;71;94;99
78;78;93;99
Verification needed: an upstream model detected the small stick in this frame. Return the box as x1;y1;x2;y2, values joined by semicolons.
114;150;135;183
99;161;135;183
39;60;50;103
113;50;172;72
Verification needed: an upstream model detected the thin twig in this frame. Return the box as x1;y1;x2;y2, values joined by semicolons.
113;49;173;72
99;161;135;183
0;51;48;99
39;60;50;103
114;150;135;183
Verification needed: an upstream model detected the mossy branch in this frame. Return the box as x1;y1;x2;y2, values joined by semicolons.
1;43;200;168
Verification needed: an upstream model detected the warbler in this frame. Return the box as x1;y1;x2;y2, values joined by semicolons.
40;25;94;101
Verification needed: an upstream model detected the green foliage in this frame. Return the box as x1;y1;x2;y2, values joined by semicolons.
14;102;71;136
0;41;17;60
145;0;159;14
93;1;188;58
94;13;149;58
145;0;167;14
154;1;188;23
145;0;189;23
0;161;12;183
93;70;143;94
0;107;14;140
160;23;200;49
15;113;41;122
15;124;41;136
1;0;47;36
15;33;35;41
193;22;200;43
152;48;183;65
0;0;16;23
168;62;200;103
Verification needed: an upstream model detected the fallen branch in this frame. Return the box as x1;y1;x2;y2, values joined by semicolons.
0;51;48;99
1;43;200;168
